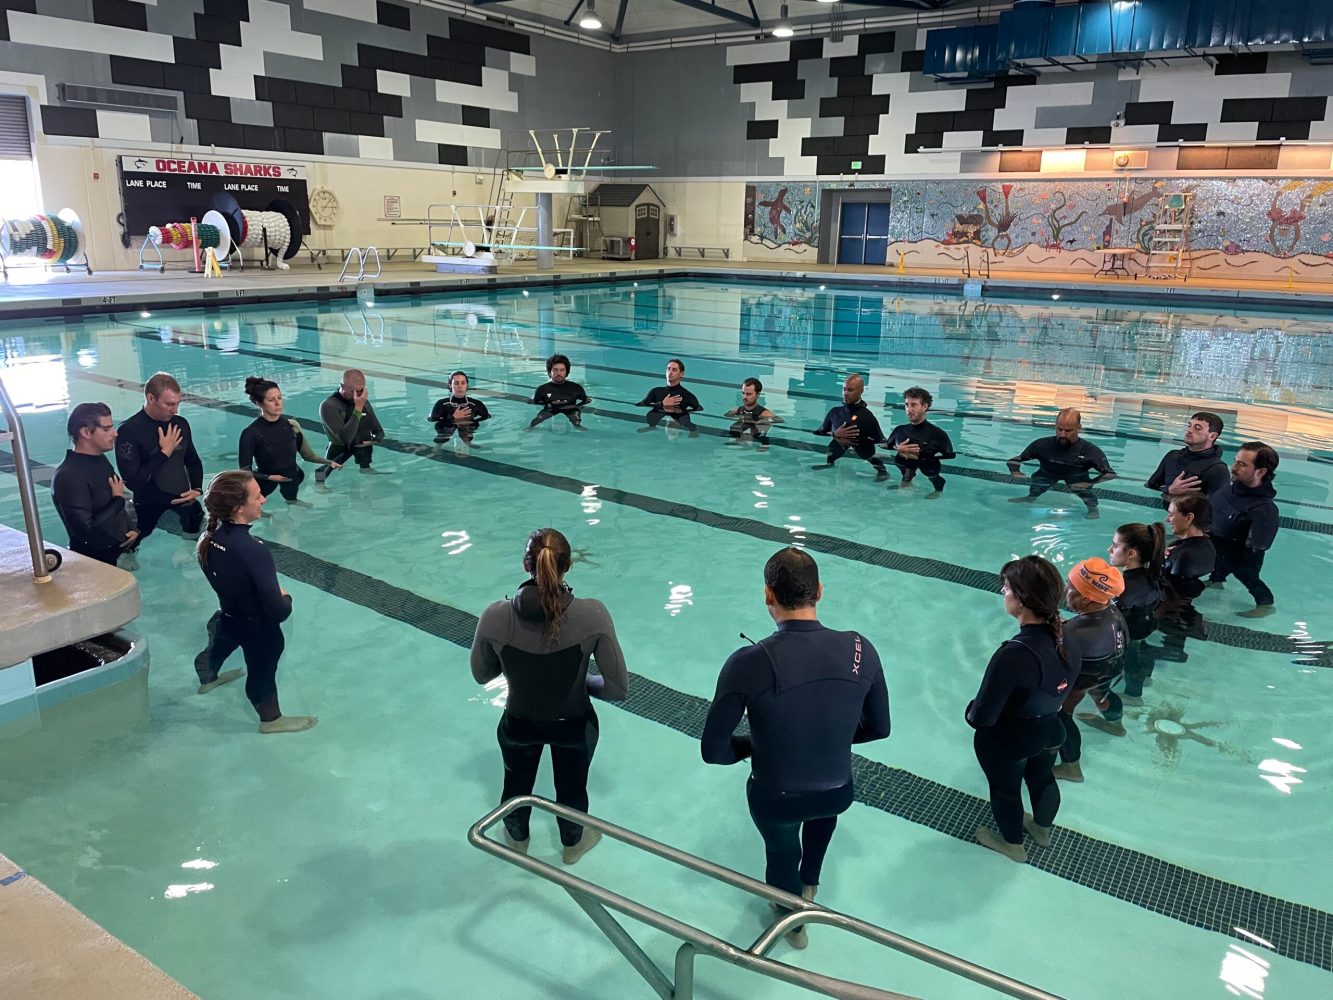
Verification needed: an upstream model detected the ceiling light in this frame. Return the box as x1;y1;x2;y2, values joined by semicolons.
816;0;840;4
579;0;602;30
773;3;794;37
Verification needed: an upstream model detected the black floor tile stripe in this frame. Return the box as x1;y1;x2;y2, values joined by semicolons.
64;364;1333;668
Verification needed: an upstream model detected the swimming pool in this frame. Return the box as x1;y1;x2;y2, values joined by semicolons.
1;278;1330;999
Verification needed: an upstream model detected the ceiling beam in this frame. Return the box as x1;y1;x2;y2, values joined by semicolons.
842;0;945;9
467;0;521;6
612;0;631;39
563;0;586;26
666;0;760;29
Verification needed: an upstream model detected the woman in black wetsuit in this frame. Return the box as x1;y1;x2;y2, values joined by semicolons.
238;377;337;506
1153;494;1217;666
195;470;317;734
470;528;628;864
1106;522;1165;712
968;555;1081;863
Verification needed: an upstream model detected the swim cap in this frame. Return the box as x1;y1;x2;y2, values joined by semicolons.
1068;557;1124;604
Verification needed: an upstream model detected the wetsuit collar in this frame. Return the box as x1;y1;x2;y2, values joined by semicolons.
1231;478;1276;499
220;521;252;535
775;619;822;632
512;578;573;622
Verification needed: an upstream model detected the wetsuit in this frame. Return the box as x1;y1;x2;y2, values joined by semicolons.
1153;535;1217;664
727;403;774;443
238;416;313;502
701;621;890;895
320;391;384;468
637;384;702;431
814;402;886;475
885;420;955;491
50;450;135;565
115;409;204;543
196;521;292;720
967;625;1081;845
429;395;491;442
1208;480;1278;607
1008;436;1115;511
1115;567;1162;698
1146;445;1229;509
1059;606;1127;762
471;581;628;847
530;380;589;427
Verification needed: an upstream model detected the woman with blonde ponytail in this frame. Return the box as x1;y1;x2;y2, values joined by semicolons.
471;528;628;864
195;470;317;734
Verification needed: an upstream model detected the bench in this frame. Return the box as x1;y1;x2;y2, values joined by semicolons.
670;246;731;259
301;246;429;269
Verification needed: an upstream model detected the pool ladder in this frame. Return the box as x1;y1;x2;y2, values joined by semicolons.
470;796;1066;1000
338;245;382;283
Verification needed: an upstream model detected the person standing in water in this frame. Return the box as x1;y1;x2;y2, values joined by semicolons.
1207;442;1280;618
811;374;887;479
115;372;204;545
52;403;139;567
471;528;628;864
1007;408;1116;519
1145;411;1229;509
724;377;780;447
529;353;590;429
1150;495;1216;669
884;387;955;498
318;369;385;481
429;370;491;444
1102;523;1164;720
238;377;337;507
195;470;317;734
636;358;703;435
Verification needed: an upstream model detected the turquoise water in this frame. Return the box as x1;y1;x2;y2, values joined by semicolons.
1;279;1331;999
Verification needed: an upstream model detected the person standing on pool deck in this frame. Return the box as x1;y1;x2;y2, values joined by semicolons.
1145;411;1230;509
115;372;204;546
724;377;780;446
471;528;628;865
529;354;590;429
1207;442;1280;619
318;369;385;481
195;470;317;734
1007;408;1117;519
636;358;702;435
811;374;888;479
51;402;139;567
883;387;955;498
701;547;890;949
968;555;1080;863
429;371;491;444
239;377;337;507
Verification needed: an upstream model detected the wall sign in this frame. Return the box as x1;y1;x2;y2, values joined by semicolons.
117;156;311;236
383;195;401;219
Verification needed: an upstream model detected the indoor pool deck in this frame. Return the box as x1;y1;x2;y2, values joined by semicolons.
3;255;1333;317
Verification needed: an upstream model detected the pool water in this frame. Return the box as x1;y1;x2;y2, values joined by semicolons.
1;279;1331;999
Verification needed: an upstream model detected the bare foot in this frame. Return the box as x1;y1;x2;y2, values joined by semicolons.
258;715;319;734
198;669;243;694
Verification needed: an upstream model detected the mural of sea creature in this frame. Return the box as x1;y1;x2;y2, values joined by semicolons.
758;188;791;237
1099;189;1157;247
943;213;984;245
1267;180;1333;256
1044;191;1086;248
976;184;1018;253
1222;240;1243;255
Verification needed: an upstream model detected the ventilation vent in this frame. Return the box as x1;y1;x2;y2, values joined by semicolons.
56;84;179;114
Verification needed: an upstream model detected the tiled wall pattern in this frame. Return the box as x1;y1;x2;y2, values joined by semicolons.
2;0;549;167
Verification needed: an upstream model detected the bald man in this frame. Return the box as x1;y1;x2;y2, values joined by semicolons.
318;369;385;481
812;375;888;479
1007;408;1116;519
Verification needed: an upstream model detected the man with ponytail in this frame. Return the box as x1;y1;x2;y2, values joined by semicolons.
471;528;627;865
195;470;317;734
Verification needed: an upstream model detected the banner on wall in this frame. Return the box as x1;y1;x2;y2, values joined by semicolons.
116;155;311;236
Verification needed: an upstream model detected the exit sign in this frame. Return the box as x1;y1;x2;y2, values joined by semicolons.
850;160;863;171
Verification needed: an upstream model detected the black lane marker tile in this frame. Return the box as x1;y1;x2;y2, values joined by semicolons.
63;365;1333;669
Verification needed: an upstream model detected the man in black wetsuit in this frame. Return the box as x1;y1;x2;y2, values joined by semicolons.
1207;442;1280;618
429;370;491;444
1007;408;1116;519
883;386;955;498
702;548;890;949
812;374;887;479
1145;411;1230;509
51;403;138;567
319;368;385;481
115;372;204;547
529;353;589;429
636;358;702;435
724;377;780;447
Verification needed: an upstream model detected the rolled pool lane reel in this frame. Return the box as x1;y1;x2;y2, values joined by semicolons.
140;210;234;273
212;194;303;271
0;208;92;279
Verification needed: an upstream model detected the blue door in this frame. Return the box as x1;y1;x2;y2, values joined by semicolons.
837;201;891;265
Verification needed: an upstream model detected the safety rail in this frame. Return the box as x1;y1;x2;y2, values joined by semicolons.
0;374;59;583
469;796;1065;1000
338;245;382;283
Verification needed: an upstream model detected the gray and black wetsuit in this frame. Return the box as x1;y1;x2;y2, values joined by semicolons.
1059;605;1127;762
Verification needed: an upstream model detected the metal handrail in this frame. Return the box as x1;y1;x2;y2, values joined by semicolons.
0;374;55;583
337;246;381;283
470;796;1065;1000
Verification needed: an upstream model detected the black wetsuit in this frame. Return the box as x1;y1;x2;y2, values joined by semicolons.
239;416;307;501
1115;567;1162;698
1008;436;1115;511
471;581;628;846
196;521;292;719
530;380;589;427
320;391;384;468
968;625;1081;845
638;384;702;431
429;395;491;442
1059;606;1127;762
815;401;886;474
727;403;773;443
1209;480;1278;607
115;410;204;543
1154;535;1216;664
885;420;955;491
50;450;135;565
1146;445;1229;509
701;620;890;894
